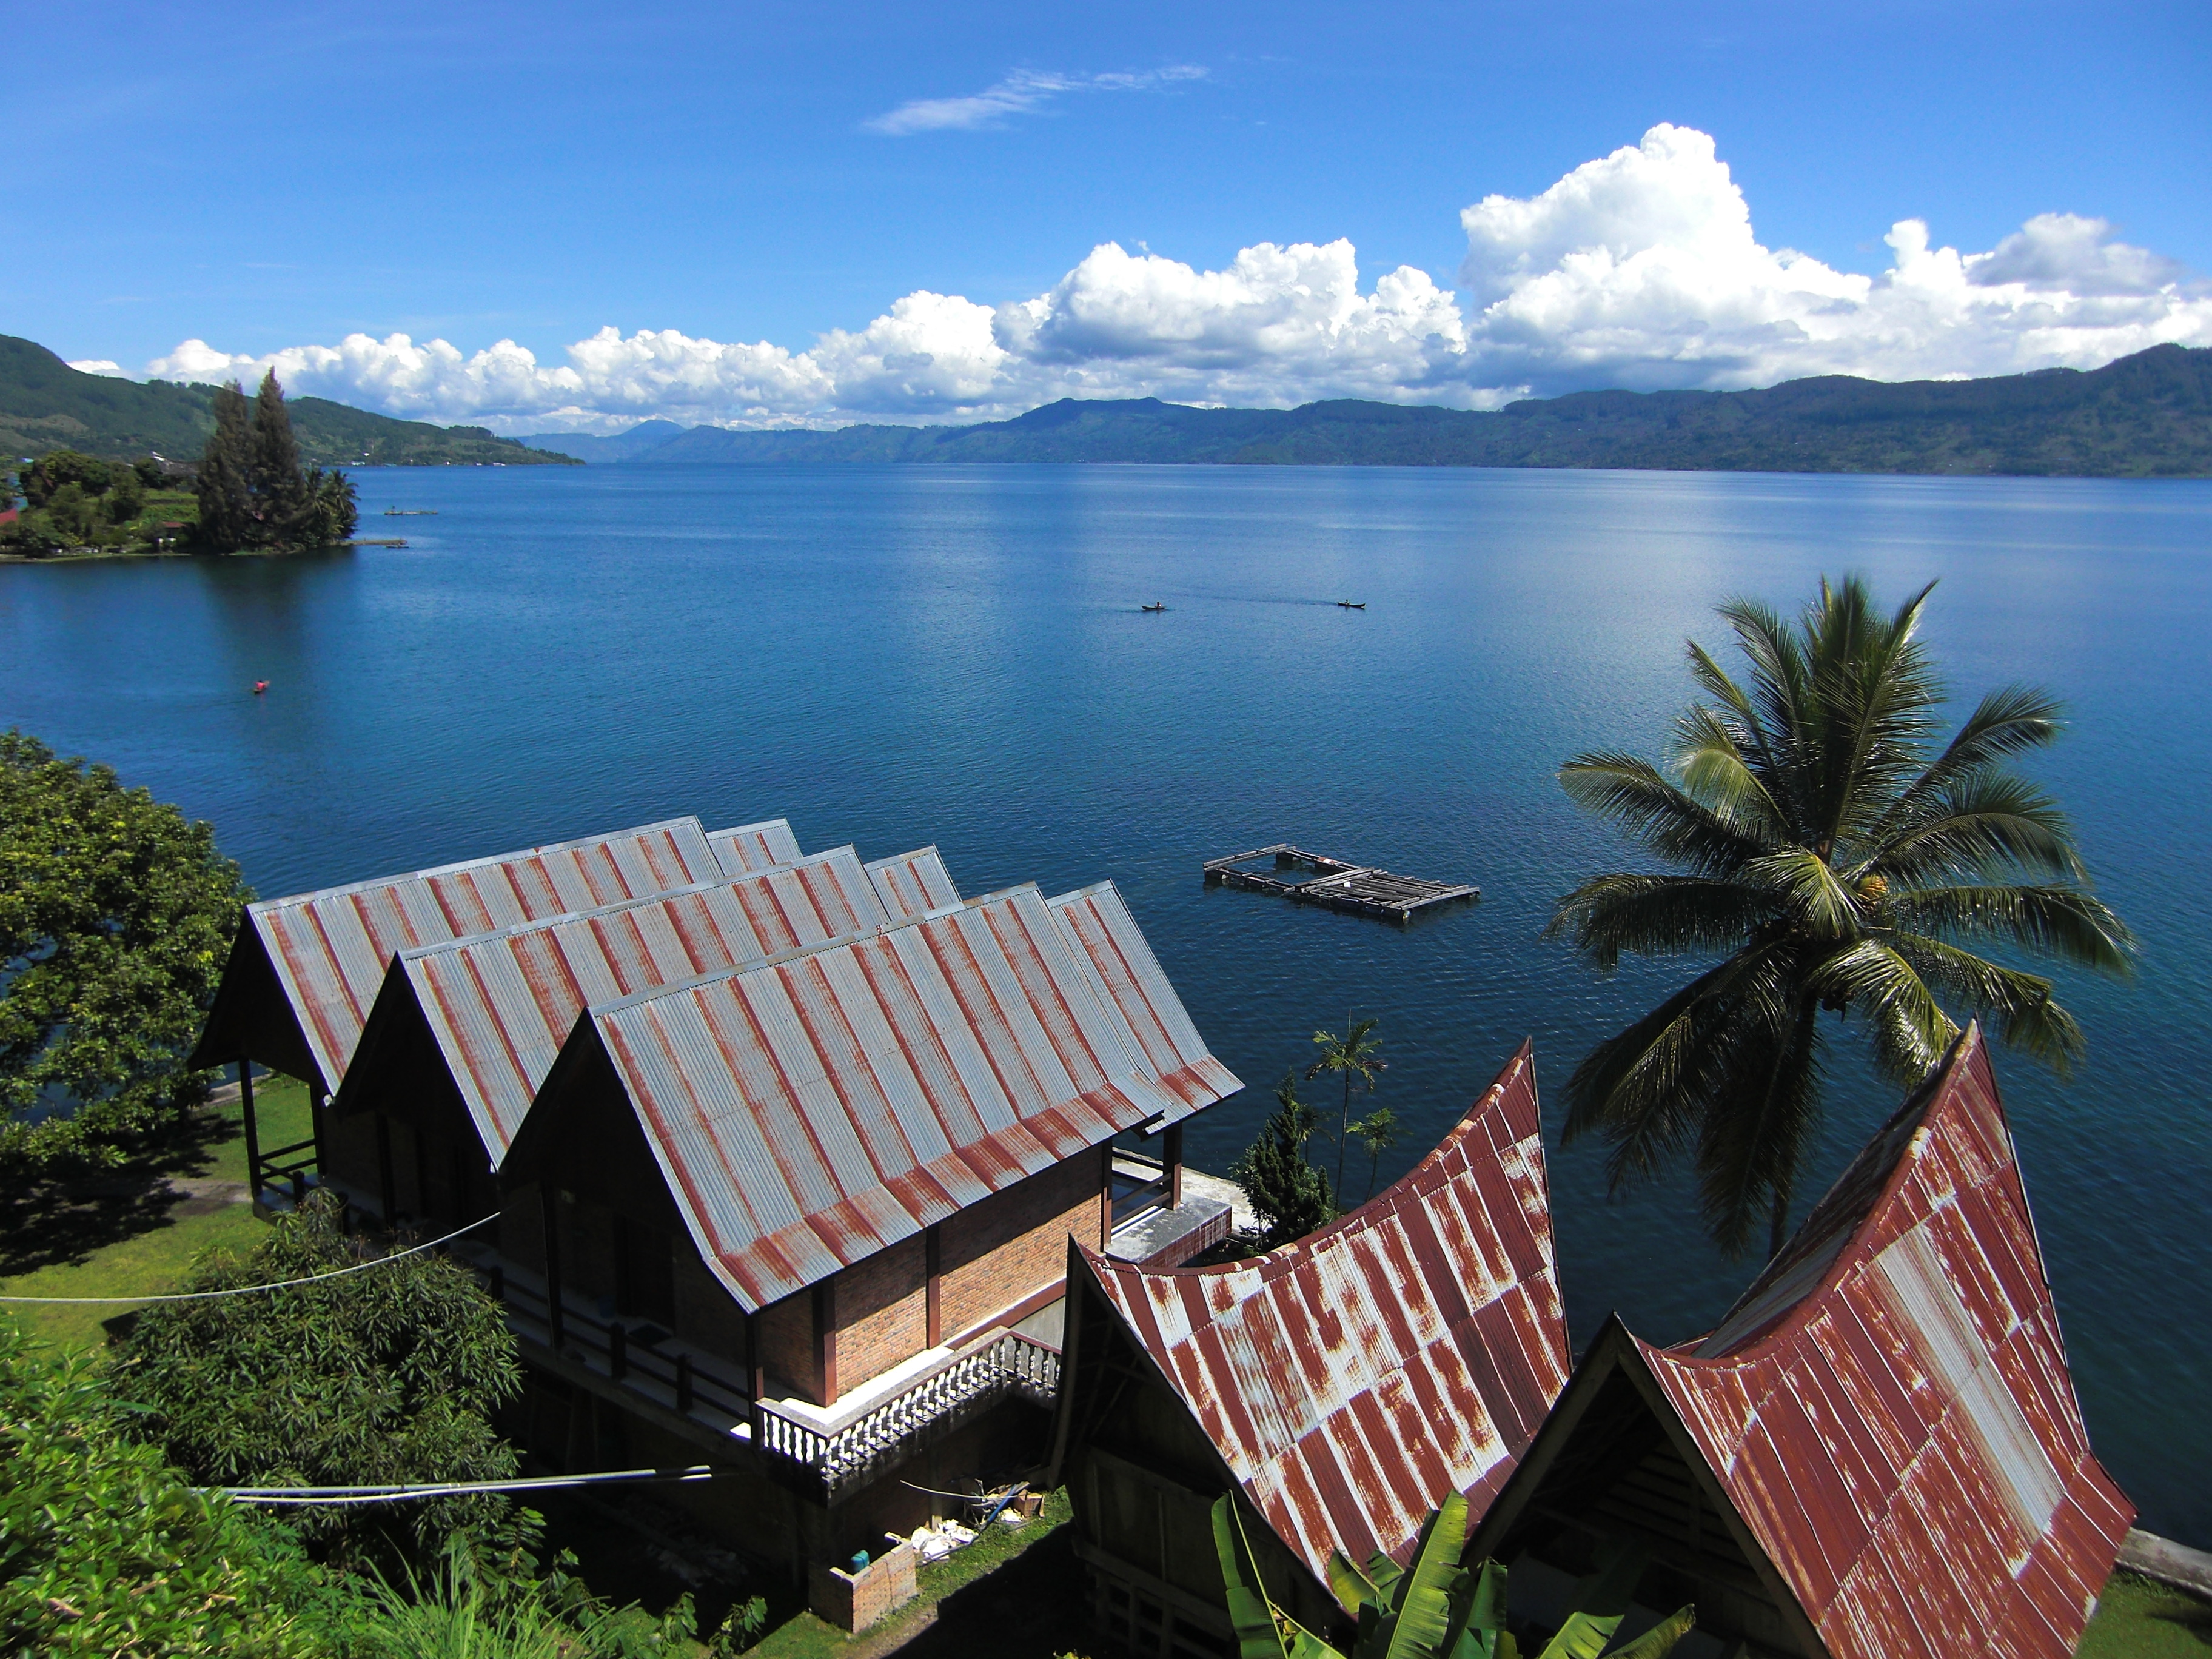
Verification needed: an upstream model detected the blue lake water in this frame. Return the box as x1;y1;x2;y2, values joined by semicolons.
5;462;2208;1541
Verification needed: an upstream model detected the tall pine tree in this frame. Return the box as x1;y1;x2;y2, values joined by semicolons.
248;370;312;536
193;382;254;550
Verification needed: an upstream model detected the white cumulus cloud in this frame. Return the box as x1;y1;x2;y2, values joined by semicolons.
865;64;1206;136
66;358;127;377
131;124;2212;432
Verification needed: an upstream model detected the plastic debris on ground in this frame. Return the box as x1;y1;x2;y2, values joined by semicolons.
891;1519;979;1564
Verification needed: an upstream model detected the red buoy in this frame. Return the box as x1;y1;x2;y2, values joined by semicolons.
253;680;269;694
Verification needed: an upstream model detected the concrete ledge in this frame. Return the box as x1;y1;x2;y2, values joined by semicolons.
2120;1529;2212;1600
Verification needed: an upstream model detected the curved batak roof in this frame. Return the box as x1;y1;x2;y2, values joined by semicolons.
197;816;761;1091
343;846;914;1162
1638;1025;2132;1659
522;881;1243;1313
1075;1043;1570;1589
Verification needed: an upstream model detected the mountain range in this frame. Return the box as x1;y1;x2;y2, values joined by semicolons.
1;336;578;468
519;344;2212;477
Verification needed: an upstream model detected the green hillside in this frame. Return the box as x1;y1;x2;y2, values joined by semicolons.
606;344;2212;477
0;335;578;466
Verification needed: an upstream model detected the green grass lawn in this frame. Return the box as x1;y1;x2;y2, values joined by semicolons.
0;1074;314;1352
2080;1572;2212;1659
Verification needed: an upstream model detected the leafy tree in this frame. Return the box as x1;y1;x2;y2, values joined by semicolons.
0;1319;344;1657
1549;576;2133;1258
1211;1491;1694;1659
1307;1015;1386;1205
1228;1071;1337;1249
1346;1105;1399;1205
0;731;248;1175
116;1190;526;1572
20;449;120;508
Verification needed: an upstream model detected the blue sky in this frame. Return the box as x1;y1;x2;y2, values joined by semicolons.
10;1;2208;429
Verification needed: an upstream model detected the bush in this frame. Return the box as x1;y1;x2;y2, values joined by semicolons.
0;1319;344;1657
115;1190;526;1575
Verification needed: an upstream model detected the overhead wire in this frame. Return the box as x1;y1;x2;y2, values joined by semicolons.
212;1464;728;1506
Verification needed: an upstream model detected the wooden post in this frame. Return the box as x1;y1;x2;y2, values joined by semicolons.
1165;1124;1184;1209
310;1090;330;1185
745;1310;763;1402
374;1113;397;1223
1100;1144;1114;1247
924;1224;942;1347
541;1188;565;1349
813;1276;839;1404
238;1061;262;1207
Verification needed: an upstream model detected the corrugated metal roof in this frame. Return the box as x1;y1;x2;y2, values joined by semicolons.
866;845;962;919
1074;1042;1570;1590
356;846;895;1163
1638;1024;2132;1659
536;882;1243;1313
1049;882;1243;1120
245;817;734;1092
708;819;805;874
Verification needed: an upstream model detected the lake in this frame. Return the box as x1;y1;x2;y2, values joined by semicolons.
5;461;2208;1542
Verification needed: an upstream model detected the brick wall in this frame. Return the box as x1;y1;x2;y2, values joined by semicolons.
938;1151;1104;1339
834;1234;928;1392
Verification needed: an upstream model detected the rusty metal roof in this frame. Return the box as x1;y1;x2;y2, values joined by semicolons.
237;817;737;1092
1048;882;1243;1119
521;882;1243;1313
347;846;896;1163
1073;1042;1570;1589
1637;1025;2132;1659
866;845;962;919
708;819;803;874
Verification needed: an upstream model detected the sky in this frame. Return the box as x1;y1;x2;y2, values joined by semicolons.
8;0;2209;432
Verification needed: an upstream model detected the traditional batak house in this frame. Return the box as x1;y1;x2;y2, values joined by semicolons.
1051;1043;1572;1659
1467;1026;2133;1659
192;816;1245;1572
187;815;794;1200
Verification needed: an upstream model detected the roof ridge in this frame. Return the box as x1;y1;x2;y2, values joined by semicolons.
247;815;712;914
387;846;868;963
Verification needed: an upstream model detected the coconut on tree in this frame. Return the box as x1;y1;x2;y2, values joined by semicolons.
1549;575;2131;1258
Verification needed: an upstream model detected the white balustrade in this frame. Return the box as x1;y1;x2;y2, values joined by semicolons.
757;1330;1063;1490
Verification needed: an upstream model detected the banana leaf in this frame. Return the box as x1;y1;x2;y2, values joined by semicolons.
1607;1606;1697;1659
1380;1493;1470;1659
1212;1495;1343;1659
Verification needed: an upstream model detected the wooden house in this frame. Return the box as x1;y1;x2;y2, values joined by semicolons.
1466;1026;2133;1659
1051;1044;1571;1658
191;816;1245;1573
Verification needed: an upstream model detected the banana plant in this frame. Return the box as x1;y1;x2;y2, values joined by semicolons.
1210;1495;1695;1659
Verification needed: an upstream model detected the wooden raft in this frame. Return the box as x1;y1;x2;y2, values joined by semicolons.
1202;844;1478;922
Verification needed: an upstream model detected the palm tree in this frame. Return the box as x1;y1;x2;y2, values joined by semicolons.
1348;1106;1399;1204
1309;1015;1386;1206
1549;576;2132;1259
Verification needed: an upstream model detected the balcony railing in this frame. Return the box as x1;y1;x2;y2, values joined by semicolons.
454;1240;1061;1497
456;1248;757;1432
753;1329;1062;1495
